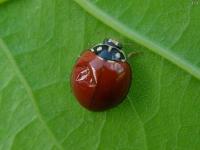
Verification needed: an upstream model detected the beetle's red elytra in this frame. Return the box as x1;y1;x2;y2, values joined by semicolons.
71;38;132;111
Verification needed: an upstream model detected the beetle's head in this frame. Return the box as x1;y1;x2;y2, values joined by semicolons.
91;38;126;62
103;38;123;49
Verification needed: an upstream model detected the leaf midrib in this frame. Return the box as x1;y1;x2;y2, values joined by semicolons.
0;39;64;150
74;0;200;80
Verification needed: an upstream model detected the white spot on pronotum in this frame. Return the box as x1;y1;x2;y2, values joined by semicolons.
115;53;121;59
97;46;102;51
108;46;112;52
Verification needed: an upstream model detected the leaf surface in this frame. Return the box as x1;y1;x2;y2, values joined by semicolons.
0;0;200;150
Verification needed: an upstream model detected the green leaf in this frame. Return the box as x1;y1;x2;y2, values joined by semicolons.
0;0;8;4
75;0;200;80
0;0;200;150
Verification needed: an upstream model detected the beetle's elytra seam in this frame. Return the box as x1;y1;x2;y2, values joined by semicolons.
88;63;104;110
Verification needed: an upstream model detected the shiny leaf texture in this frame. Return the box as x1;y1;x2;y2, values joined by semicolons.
0;0;200;150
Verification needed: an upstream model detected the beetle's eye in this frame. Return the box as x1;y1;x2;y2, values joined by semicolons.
103;38;123;49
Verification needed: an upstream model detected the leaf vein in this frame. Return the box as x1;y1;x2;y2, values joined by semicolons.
0;38;64;150
127;96;148;150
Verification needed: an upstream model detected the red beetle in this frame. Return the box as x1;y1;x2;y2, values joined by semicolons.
71;38;132;111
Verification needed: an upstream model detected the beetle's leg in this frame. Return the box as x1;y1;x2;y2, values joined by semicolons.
127;51;142;59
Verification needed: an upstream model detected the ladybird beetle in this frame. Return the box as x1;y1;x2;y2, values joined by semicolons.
71;38;132;111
